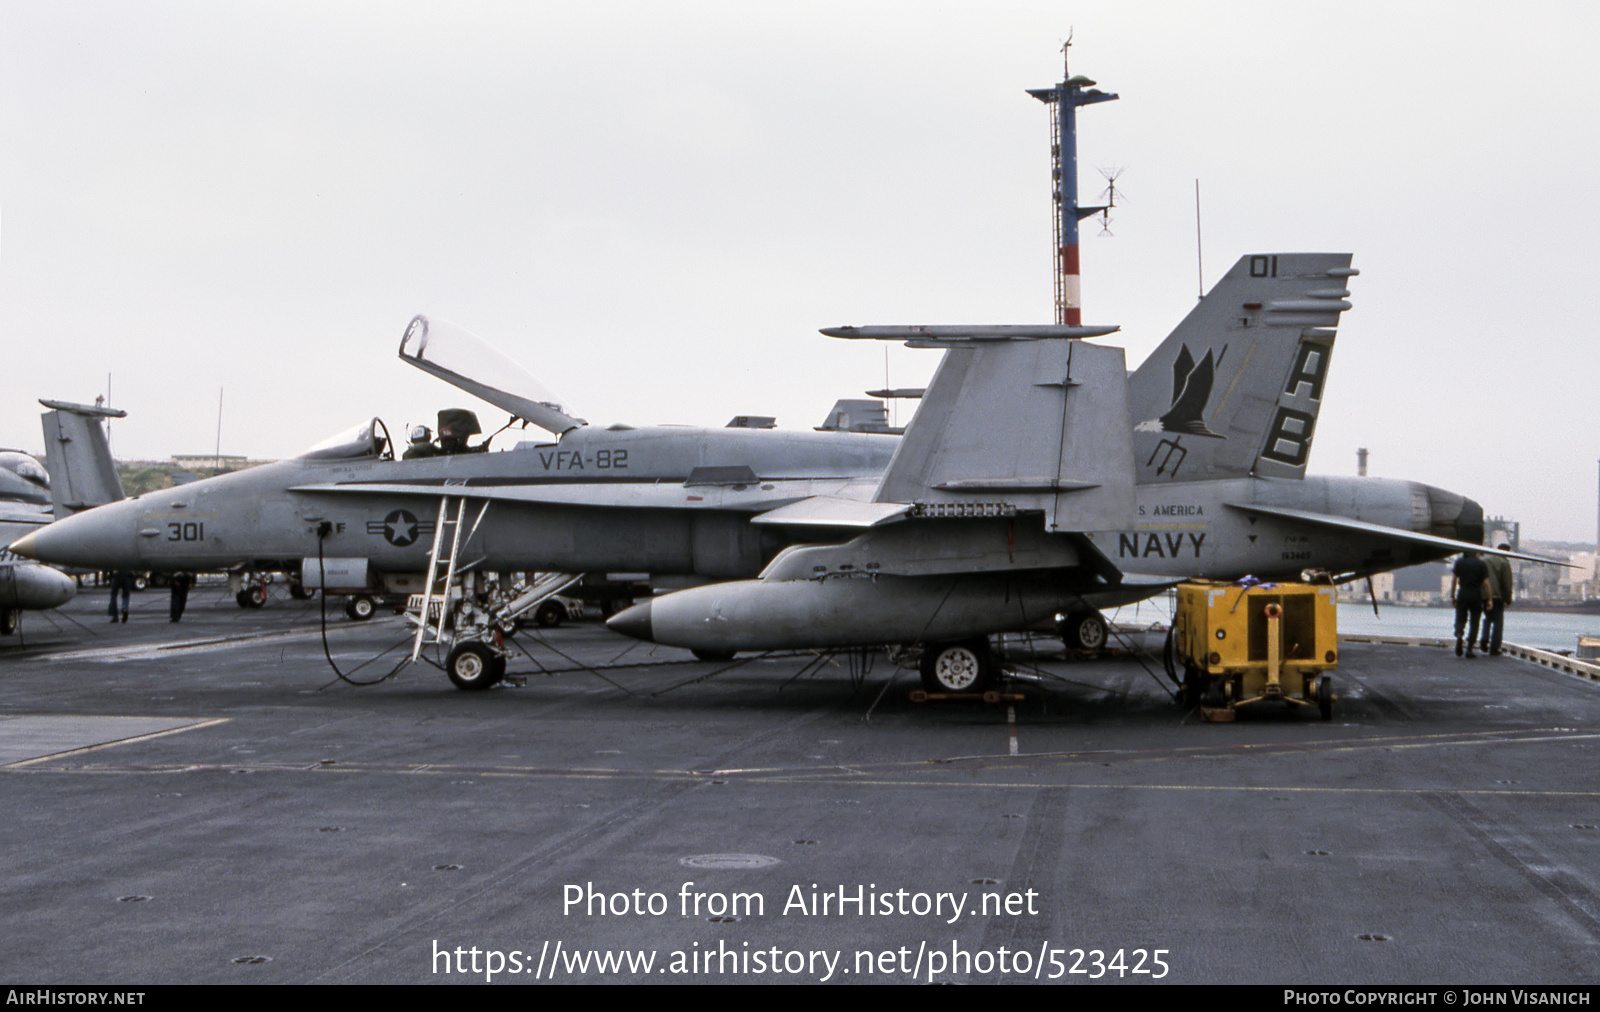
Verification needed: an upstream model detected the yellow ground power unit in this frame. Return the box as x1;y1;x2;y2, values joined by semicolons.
1171;581;1339;719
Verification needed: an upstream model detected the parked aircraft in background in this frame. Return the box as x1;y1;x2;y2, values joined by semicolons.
1;400;126;634
0;449;72;634
11;254;1527;686
0;450;53;547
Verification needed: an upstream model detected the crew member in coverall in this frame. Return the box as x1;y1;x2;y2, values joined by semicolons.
1450;550;1490;659
1481;546;1514;656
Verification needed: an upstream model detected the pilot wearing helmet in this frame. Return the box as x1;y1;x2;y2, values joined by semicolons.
402;425;439;460
402;410;487;458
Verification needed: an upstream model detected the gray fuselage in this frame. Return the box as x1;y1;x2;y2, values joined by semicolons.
20;425;900;579
21;421;1479;589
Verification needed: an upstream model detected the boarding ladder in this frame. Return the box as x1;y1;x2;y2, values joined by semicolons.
406;493;584;662
408;493;488;662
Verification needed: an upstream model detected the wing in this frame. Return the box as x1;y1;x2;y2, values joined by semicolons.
288;476;888;518
1224;502;1569;567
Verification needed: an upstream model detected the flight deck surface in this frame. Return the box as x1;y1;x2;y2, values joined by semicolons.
1;588;1596;985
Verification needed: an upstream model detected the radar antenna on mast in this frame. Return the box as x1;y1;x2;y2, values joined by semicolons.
1095;166;1124;237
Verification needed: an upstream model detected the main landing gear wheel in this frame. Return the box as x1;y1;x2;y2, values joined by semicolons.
288;582;315;600
236;586;266;609
1318;675;1334;721
447;642;505;691
0;609;16;636
919;640;994;693
344;595;376;621
533;600;565;627
1061;610;1109;651
691;648;735;663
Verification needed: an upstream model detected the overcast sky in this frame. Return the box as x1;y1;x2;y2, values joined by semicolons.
4;1;1598;540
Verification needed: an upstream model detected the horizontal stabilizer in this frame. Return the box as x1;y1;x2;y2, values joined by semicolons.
1224;502;1569;567
38;399;126;419
822;324;1119;346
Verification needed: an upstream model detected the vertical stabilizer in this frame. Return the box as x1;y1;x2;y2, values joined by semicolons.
39;400;126;517
829;331;1133;532
815;399;898;434
1129;253;1355;483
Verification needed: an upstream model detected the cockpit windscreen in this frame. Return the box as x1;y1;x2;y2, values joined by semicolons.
297;419;390;461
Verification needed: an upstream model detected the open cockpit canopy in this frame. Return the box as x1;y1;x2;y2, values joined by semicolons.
399;315;585;436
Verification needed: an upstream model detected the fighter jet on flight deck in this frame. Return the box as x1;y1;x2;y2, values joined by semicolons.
603;252;1516;687
12;254;1516;689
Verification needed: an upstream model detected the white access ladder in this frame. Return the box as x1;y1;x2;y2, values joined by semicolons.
406;494;583;662
408;494;488;662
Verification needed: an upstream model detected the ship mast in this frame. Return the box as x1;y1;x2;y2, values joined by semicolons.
1027;39;1118;325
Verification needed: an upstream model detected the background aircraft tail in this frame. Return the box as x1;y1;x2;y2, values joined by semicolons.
39;399;126;517
815;398;900;434
1129;253;1356;483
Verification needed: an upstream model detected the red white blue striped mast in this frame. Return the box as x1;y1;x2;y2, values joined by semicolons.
1027;42;1118;326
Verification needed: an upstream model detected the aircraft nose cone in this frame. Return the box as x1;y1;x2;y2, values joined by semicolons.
605;600;654;642
7;531;41;560
8;505;141;570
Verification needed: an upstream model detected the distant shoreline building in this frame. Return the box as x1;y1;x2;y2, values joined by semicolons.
170;454;250;468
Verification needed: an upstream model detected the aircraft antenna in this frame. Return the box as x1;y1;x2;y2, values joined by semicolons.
214;387;223;473
1028;39;1118;326
884;346;895;429
1194;179;1205;300
1096;166;1123;237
